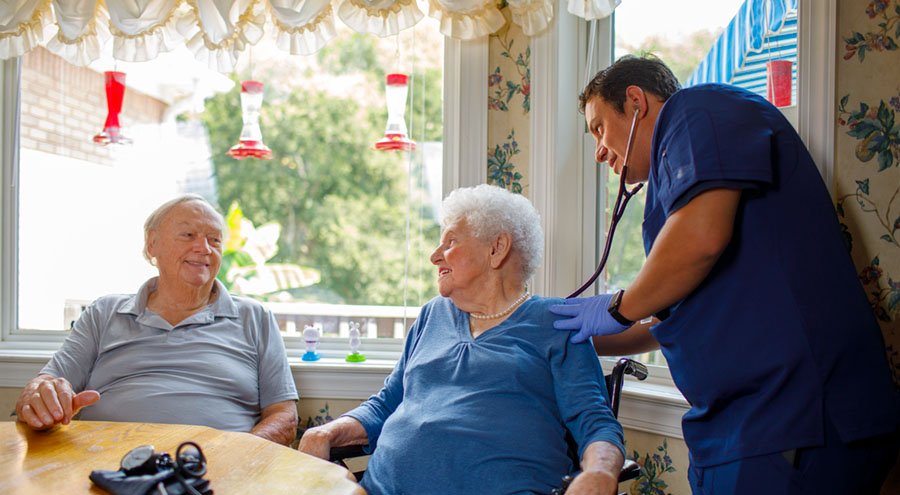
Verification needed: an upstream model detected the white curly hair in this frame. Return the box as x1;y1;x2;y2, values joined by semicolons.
440;184;544;281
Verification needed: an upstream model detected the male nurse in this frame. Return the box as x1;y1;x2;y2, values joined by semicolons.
550;55;899;494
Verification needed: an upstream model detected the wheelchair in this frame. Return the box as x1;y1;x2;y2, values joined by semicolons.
328;357;649;494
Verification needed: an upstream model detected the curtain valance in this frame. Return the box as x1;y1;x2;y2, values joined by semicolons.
0;0;618;72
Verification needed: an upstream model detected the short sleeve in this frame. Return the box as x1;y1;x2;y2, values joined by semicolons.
41;302;103;392
655;104;774;216
257;309;299;408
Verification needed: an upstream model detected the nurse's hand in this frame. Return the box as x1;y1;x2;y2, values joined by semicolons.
550;294;631;344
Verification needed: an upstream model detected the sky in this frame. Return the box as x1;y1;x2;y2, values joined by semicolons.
614;0;748;45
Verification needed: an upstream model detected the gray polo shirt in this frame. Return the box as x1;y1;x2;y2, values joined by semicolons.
42;278;298;432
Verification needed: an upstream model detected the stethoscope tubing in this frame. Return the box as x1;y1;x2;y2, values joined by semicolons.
567;108;644;299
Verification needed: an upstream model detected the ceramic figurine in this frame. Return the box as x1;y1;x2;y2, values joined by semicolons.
302;325;321;362
346;321;366;362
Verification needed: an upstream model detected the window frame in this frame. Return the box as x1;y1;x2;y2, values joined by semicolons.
0;36;484;353
528;3;678;397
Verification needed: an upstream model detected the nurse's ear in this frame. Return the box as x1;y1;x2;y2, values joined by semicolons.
624;85;648;118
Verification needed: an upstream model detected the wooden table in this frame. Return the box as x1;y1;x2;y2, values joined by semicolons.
0;420;365;494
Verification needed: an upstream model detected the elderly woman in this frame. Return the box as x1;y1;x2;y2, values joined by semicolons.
15;194;298;445
299;185;625;495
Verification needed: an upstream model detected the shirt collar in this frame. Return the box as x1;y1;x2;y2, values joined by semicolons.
117;277;240;320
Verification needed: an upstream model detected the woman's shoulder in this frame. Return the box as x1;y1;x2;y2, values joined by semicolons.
513;295;571;344
526;295;565;308
520;295;565;321
419;295;459;315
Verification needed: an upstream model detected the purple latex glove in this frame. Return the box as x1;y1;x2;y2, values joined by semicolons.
549;293;631;344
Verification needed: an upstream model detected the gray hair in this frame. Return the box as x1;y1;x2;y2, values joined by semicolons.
142;194;223;262
440;184;544;281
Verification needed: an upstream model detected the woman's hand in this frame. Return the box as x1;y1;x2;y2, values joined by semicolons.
297;427;333;460
564;471;618;495
297;416;369;461
569;440;624;495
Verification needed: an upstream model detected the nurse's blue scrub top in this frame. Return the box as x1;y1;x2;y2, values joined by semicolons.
642;84;899;467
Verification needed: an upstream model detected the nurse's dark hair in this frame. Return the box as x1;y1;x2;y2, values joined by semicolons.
579;54;681;114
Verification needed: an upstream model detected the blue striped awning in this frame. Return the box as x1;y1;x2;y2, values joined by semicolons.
685;0;798;101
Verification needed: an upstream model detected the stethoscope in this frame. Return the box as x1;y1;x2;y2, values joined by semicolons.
567;107;644;299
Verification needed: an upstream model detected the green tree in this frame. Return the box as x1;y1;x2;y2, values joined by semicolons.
201;74;439;305
618;29;722;83
604;176;647;290
317;32;385;78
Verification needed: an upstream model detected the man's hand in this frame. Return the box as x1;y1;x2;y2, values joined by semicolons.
550;294;631;343
564;471;619;495
15;375;100;430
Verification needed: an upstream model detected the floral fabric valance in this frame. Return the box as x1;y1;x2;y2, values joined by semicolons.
0;0;618;72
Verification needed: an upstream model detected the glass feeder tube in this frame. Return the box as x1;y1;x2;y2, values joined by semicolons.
375;73;415;151
227;80;272;160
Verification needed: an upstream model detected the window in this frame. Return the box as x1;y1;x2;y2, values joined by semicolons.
4;5;448;354
588;0;750;366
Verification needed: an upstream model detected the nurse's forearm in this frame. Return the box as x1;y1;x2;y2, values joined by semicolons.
593;322;659;356
619;188;741;321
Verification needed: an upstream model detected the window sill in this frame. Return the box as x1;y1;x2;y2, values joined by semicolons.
0;352;687;439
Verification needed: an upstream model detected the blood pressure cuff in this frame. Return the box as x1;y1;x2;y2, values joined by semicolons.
89;468;213;495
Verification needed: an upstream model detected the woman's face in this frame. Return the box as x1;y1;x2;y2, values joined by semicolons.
147;201;224;289
430;219;492;300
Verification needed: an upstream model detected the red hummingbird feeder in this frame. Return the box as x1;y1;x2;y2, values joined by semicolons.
374;73;415;151
93;71;132;145
228;80;272;160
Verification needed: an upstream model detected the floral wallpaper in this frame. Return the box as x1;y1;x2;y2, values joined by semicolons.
487;3;530;194
835;0;900;385
622;431;689;495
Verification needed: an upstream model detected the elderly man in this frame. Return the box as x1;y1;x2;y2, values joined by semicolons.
15;194;298;445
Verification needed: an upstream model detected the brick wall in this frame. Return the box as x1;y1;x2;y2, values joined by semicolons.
19;47;168;166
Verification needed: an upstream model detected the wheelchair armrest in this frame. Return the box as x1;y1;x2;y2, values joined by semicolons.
551;458;643;495
329;444;370;482
329;444;369;460
619;459;641;482
607;357;650;418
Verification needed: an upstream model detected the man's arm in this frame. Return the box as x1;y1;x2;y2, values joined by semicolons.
564;440;625;495
617;188;741;323
592;320;659;356
552;189;741;351
15;374;100;430
250;400;298;446
297;416;369;460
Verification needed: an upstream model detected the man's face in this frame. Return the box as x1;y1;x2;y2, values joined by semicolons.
148;201;224;289
584;96;651;184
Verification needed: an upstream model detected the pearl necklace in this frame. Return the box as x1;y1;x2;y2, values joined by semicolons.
469;291;531;320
